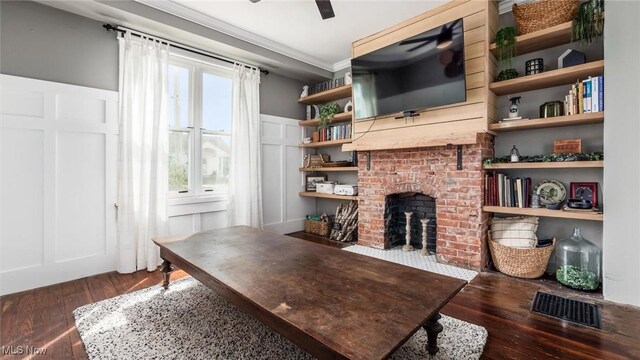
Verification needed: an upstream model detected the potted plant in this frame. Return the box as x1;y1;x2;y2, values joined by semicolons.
572;0;604;45
495;26;517;67
494;27;519;82
317;103;341;129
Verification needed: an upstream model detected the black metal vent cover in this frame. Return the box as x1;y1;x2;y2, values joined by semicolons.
532;291;601;329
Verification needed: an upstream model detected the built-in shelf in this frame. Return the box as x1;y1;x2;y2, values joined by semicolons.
483;206;603;221
299;192;358;201
490;60;605;96
489;112;604;132
490;20;571;57
298;138;352;148
298;112;352;127
299;167;358;172
298;84;352;105
483;161;604;170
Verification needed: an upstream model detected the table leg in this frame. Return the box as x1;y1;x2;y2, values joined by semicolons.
423;312;443;355
161;259;173;289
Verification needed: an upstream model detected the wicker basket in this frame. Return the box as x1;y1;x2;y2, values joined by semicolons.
488;234;556;279
513;0;578;35
304;220;331;237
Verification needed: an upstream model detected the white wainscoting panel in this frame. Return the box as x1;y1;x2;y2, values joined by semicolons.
0;75;118;295
260;114;313;234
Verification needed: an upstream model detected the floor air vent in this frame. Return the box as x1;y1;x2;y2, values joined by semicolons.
532;291;601;329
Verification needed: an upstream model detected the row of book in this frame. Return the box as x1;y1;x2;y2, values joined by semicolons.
485;172;533;208
564;75;604;115
318;123;352;142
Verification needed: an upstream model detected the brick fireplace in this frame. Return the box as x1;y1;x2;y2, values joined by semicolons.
357;134;494;270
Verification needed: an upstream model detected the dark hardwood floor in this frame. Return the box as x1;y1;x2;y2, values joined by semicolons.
2;254;639;359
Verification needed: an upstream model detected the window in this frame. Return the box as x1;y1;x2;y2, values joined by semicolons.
167;58;233;199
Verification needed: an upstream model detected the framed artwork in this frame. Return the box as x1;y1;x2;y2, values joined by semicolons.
305;175;327;192
570;182;598;207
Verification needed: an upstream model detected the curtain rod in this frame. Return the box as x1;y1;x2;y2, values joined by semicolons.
103;24;269;75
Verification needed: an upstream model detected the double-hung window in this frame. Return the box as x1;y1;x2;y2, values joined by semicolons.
167;56;233;200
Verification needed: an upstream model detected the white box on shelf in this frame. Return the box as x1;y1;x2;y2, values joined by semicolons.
316;183;336;194
334;184;358;196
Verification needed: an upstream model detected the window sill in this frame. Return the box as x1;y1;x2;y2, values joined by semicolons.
168;194;227;206
168;195;228;217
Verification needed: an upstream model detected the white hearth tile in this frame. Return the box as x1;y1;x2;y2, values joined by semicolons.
342;245;477;282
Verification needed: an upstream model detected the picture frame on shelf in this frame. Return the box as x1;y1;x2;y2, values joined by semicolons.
305;175;327;192
570;182;598;207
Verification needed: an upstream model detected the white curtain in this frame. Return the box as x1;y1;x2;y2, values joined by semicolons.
116;33;170;273
228;65;263;228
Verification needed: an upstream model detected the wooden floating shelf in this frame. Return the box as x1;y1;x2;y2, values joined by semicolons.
483;161;604;170
490;21;572;57
490;60;604;96
299;167;358;172
483;206;603;221
299;138;352;148
298;112;352;127
489;112;604;132
299;192;358;201
298;84;352;105
489;14;604;57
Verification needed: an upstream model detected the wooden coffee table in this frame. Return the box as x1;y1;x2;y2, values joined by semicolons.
153;226;467;360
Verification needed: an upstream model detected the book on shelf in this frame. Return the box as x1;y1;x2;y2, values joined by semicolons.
484;171;532;208
565;75;604;116
318;123;352;142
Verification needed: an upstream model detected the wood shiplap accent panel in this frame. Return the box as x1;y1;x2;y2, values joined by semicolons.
354;93;484;135
352;0;484;58
345;121;483;151
349;0;492;150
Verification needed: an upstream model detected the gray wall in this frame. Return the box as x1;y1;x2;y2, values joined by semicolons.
0;0;305;119
260;73;305;119
602;0;640;307
0;0;119;91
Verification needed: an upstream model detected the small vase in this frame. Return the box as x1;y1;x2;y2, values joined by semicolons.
312;131;319;143
555;228;601;291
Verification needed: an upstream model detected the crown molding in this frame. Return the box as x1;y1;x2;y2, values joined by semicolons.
134;0;336;72
332;58;352;72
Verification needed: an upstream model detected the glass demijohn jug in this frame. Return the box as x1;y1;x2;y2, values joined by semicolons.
555;228;601;291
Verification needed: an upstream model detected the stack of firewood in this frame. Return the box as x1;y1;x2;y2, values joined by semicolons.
330;201;358;242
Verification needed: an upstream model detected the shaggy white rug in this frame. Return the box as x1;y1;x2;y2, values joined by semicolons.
74;277;487;360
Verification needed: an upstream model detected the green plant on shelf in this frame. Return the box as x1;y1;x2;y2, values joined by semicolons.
495;26;517;67
317;103;341;129
483;152;604;165
573;0;604;45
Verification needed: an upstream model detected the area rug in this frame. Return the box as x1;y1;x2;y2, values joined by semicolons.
74;277;487;360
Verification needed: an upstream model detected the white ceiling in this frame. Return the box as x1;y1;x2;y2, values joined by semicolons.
139;0;450;71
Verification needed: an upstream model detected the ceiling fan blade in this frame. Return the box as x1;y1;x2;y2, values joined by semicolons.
315;0;335;20
249;0;261;3
407;41;432;52
399;35;438;45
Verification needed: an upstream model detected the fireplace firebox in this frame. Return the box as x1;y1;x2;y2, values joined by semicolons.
384;193;436;252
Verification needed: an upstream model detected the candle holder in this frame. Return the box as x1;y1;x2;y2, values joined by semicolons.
421;219;430;256
402;212;414;251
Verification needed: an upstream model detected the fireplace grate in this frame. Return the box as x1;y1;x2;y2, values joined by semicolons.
531;291;601;329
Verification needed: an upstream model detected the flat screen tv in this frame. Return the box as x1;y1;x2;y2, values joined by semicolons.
352;18;466;120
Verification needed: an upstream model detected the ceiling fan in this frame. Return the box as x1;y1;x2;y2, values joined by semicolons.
249;0;335;20
398;19;462;52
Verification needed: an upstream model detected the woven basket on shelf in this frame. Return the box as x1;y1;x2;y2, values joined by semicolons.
513;0;578;35
304;220;331;237
488;234;556;279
